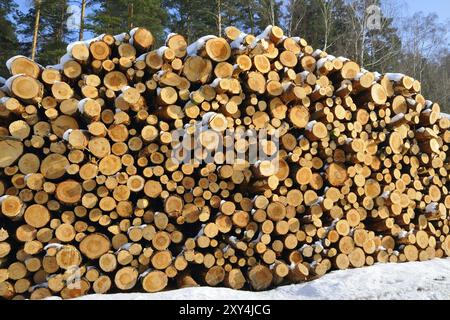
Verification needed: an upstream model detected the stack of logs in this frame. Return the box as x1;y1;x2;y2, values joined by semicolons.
0;25;449;300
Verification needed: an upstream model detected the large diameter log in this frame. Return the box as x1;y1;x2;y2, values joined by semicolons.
9;75;44;104
104;71;128;91
224;269;246;290
166;34;187;58
248;265;273;291
80;233;111;259
115;267;138;290
24;204;50;228
55;245;82;270
7;56;41;78
40;154;70;180
142;270;168;293
204;266;225;286
326;163;348;187
0;140;23;168
132;28;154;52
0;196;24;220
56;180;83;204
205;38;231;62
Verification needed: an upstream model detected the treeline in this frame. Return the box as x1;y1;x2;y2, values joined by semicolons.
0;0;449;111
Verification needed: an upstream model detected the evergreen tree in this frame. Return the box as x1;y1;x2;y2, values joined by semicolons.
87;0;167;44
285;0;351;52
40;0;73;65
162;0;216;43
0;0;20;75
252;0;284;33
17;0;72;66
163;0;256;43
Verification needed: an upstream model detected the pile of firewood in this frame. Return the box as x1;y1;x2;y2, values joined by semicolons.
0;25;449;300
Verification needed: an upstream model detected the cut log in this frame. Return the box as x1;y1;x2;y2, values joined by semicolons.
142;270;168;292
80;233;111;259
248;265;273;291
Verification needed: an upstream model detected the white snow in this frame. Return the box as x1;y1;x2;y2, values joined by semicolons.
157;46;169;57
373;72;382;81
386;73;405;82
62;129;73;141
250;25;273;49
43;243;64;251
230;32;248;51
165;33;178;44
426;202;438;213
187;35;217;56
2;74;25;94
136;53;147;62
0;97;10;105
116;243;132;253
115;33;128;43
129;27;139;46
306;120;317;132
6;56;30;73
312;49;323;58
48;259;450;300
77;98;92;114
337;56;350;62
316;58;328;69
390;113;405;123
209;78;222;88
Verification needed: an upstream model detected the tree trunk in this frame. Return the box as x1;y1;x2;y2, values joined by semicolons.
31;0;42;61
79;0;87;41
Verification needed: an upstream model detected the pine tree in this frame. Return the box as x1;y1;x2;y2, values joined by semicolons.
252;0;284;33
87;0;167;44
163;0;254;43
0;0;20;75
40;0;73;65
214;0;252;36
285;0;351;51
17;0;73;66
162;0;216;43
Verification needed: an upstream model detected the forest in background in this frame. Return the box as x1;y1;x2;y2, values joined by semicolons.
0;0;449;112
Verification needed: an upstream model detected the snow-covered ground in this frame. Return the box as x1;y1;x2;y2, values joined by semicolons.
52;258;450;300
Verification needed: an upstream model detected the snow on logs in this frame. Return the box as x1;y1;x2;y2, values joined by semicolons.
0;25;449;300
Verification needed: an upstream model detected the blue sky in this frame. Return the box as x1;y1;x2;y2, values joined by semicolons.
15;0;450;20
13;0;450;35
407;0;450;21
